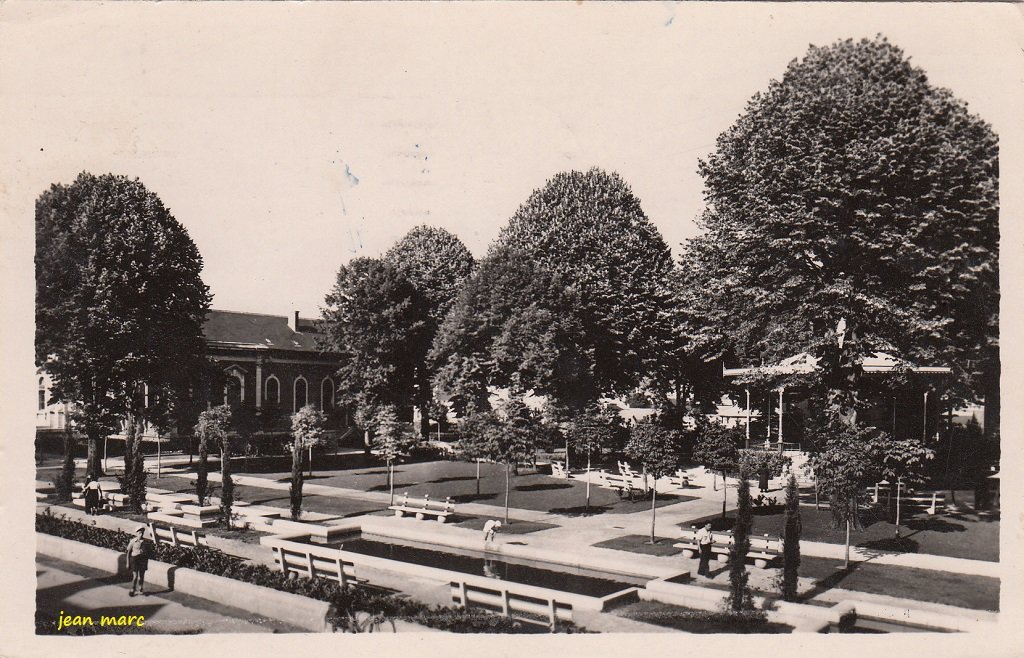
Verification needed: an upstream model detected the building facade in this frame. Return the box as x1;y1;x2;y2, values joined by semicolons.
36;310;351;444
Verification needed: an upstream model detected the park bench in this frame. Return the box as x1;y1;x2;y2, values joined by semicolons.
674;526;782;569
270;543;362;586
866;483;946;515
388;493;455;522
665;470;691;489
148;502;222;529
148;522;207;548
550;462;568;479
599;471;647;499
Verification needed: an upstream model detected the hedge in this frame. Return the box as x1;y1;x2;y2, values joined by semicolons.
36;509;583;633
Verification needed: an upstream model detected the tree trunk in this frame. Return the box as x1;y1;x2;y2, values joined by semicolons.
895;479;902;537
721;470;728;518
389;460;395;507
221;442;234;527
101;434;108;476
476;459;481;496
504;463;510;524
585;453;592;513
86;429;102;479
650;486;657;544
156;436;162;479
309;446;313;477
844;518;851;569
565;437;570;473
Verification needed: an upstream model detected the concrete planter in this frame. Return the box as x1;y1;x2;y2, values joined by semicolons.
37;533;331;632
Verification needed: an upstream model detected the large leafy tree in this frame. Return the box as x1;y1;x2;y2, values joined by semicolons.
321;257;429;426
35;173;211;491
679;37;999;422
433;168;675;413
431;247;594;414
384;226;475;435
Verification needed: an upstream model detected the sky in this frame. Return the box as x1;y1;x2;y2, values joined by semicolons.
2;2;1022;318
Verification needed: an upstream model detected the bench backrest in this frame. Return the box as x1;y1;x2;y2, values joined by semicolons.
148;522;206;547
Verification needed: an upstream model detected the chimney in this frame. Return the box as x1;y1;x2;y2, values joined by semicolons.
288;310;300;333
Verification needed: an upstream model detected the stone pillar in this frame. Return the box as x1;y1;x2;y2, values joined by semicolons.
256;359;263;409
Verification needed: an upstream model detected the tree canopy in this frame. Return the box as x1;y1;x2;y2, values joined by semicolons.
35;172;212;477
431;168;675;413
430;247;594;414
384;225;476;331
679;37;998;416
321;257;429;414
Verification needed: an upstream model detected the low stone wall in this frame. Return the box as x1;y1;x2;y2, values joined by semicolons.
37;533;333;632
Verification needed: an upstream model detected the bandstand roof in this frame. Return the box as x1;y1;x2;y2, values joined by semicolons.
722;352;951;378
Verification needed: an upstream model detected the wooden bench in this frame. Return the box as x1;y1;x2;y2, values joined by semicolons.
148;522;207;548
665;470;691;489
148;503;222;529
674;527;782;568
550;462;568;479
270;543;361;586
867;484;946;514
599;471;647;499
388;493;455;522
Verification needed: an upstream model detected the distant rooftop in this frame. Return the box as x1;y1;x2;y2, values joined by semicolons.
723;352;951;378
203;310;325;352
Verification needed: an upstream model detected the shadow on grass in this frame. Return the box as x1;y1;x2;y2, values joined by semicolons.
427;476;478;484
858;536;920;554
904;517;967;533
548;505;612;517
450;493;498;504
592;534;682;556
515;482;573;492
799;562;860;601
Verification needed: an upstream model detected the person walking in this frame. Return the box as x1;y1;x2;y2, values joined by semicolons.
696;522;714;578
126;526;152;596
83;476;103;515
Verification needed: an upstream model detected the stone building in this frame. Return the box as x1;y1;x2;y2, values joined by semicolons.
36;309;352;447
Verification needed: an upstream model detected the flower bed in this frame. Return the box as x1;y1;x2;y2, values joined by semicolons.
36;509;582;633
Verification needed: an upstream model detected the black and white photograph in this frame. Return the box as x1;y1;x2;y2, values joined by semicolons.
1;1;1022;653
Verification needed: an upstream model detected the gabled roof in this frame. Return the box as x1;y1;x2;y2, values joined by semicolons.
203;310;324;352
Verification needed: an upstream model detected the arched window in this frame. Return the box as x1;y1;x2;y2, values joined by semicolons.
294;377;308;411
224;370;244;407
265;376;280;406
38;377;46;411
321;377;335;411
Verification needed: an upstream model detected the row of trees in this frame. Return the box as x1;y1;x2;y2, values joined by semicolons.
36;38;997;532
320;37;997;488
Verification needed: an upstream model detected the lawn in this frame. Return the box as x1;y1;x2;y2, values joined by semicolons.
612;601;792;633
194;458;699;516
799;556;1000;611
591;535;682;556
681;504;999;562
